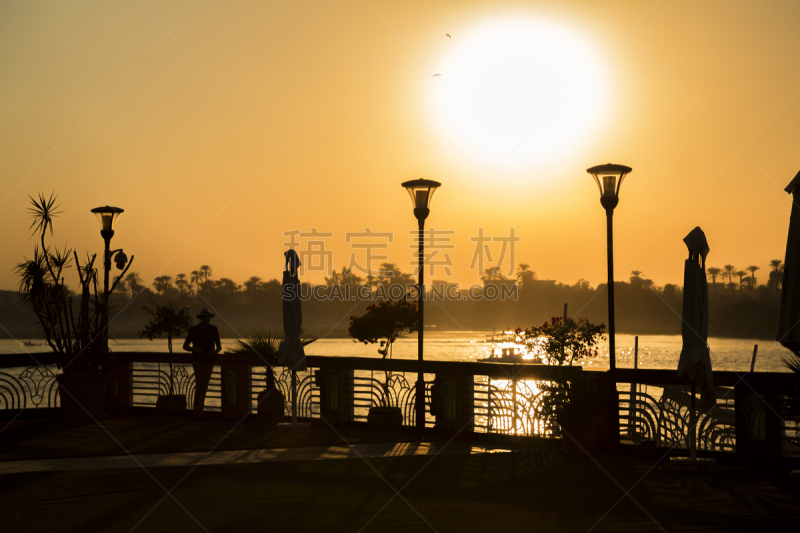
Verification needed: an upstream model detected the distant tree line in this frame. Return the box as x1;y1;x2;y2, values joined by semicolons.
1;258;785;340
62;258;781;340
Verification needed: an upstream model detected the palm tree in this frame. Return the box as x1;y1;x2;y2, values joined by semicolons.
125;271;144;295
746;265;760;289
244;276;262;302
482;267;507;282
190;270;201;295
153;275;174;296
769;259;784;296
735;270;747;290
175;273;188;295
200;265;212;283
707;267;721;293
515;263;535;288
195;265;212;295
723;264;736;292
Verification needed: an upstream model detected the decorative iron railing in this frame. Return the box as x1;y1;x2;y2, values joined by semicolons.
0;364;60;410
617;382;736;452
615;368;800;458
2;353;798;459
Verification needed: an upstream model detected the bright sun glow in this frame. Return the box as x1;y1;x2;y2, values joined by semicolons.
429;18;608;168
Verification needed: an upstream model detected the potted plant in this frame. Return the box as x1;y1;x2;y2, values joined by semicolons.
139;300;193;416
227;330;285;427
349;298;417;432
15;194;134;417
515;316;606;451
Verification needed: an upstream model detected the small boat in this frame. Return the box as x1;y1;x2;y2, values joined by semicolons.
22;341;41;347
478;330;541;364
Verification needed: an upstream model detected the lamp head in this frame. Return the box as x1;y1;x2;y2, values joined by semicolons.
587;163;632;211
401;179;441;221
90;205;124;239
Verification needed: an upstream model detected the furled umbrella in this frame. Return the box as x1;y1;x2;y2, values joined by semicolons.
677;226;716;461
278;249;308;426
777;171;800;352
278;249;306;371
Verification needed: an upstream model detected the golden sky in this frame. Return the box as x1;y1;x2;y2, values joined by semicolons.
2;0;799;292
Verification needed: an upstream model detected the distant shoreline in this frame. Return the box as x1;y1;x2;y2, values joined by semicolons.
0;327;780;342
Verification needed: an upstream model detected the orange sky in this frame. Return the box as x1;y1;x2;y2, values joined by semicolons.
2;0;799;293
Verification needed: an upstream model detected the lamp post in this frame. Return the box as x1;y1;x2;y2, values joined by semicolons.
401;178;441;430
587;164;631;448
586;164;631;371
90;206;126;354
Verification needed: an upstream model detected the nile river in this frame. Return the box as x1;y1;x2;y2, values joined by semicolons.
1;332;794;373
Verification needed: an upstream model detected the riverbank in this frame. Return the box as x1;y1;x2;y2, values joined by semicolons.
0;288;784;342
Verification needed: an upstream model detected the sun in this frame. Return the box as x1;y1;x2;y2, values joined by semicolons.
428;18;609;169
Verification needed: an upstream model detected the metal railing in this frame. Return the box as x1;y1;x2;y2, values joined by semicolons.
2;352;798;458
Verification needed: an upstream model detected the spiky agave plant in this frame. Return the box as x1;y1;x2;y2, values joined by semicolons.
229;330;316;393
229;330;280;393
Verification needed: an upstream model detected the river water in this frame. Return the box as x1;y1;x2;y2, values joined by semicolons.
1;332;794;373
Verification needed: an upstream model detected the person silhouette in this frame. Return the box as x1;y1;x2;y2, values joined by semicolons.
182;308;221;419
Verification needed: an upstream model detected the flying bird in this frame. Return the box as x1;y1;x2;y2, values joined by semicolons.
446;33;451;38
433;73;441;77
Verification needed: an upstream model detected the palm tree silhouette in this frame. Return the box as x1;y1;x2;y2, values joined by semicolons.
244;276;262;302
198;265;212;294
482;267;507;281
200;265;212;283
735;270;747;290
746;265;760;289
707;267;721;293
124;271;144;295
724;264;736;292
769;259;783;296
515;263;535;289
190;270;201;295
153;275;174;296
175;273;188;295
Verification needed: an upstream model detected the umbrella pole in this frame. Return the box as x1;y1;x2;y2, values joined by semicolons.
292;369;297;425
689;380;697;461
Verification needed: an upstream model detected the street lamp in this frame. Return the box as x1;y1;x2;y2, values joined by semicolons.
586;164;631;372
90;206;127;352
401;178;441;430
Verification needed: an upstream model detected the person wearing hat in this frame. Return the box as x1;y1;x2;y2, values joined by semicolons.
182;308;221;418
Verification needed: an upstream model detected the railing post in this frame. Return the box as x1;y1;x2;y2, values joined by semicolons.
221;363;251;420
608;371;620;448
113;360;132;412
431;373;473;432
341;368;354;423
734;374;783;461
512;376;518;436
627;336;638;436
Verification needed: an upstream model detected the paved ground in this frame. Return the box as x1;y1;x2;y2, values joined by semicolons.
2;413;800;532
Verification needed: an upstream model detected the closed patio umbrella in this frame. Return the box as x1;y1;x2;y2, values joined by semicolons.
677;227;715;461
777;171;800;351
278;249;306;372
278;249;308;427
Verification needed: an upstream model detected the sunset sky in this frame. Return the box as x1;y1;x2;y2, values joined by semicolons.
2;0;799;293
